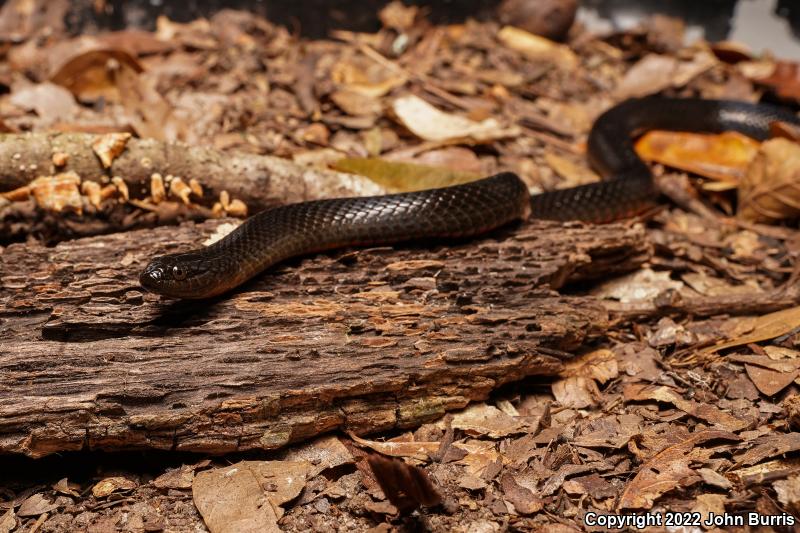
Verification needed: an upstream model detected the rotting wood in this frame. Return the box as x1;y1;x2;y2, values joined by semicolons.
0;132;388;241
0;219;650;457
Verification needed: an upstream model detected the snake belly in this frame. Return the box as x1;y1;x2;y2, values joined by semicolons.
140;97;800;299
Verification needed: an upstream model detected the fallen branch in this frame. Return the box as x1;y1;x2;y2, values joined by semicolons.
0;132;386;242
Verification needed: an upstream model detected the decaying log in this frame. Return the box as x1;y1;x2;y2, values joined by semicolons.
0;132;388;241
0;219;651;457
0;133;387;204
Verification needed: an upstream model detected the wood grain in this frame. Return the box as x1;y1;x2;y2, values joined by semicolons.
0;219;650;457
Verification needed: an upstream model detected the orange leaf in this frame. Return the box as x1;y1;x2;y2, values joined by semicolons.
755;60;800;103
635;130;760;182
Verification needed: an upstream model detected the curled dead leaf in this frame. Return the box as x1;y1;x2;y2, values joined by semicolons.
391;94;519;143
615;51;717;99
51;48;144;102
92;476;137;498
739;138;800;223
635;130;760;183
497;26;578;69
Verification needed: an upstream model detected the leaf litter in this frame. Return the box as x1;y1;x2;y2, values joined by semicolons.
3;0;800;531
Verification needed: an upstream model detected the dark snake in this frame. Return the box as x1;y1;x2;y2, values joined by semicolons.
140;97;800;299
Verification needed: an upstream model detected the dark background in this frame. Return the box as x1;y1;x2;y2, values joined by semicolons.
17;0;800;53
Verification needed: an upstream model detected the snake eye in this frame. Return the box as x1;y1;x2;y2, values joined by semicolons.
172;265;187;280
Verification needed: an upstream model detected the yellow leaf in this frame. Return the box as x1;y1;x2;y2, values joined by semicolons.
333;157;480;192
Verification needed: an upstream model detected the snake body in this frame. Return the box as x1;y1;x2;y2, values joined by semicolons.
140;97;800;299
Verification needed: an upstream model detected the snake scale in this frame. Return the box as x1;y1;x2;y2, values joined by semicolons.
140;97;800;299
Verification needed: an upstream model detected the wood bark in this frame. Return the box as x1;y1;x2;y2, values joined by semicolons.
0;219;650;457
0;133;388;242
0;133;387;204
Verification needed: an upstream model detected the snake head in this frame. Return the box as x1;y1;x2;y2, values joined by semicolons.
140;252;216;299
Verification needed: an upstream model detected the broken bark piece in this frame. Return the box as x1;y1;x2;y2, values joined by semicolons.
0;219;649;457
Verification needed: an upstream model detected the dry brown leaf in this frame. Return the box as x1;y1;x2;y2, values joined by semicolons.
553;349;617;408
615;51;716;99
16;494;57;517
545;152;600;186
755;60;800;103
617;430;739;510
497;26;578;69
745;364;799;396
111;62;182;141
615;54;676;99
281;435;355;475
561;473;615;499
92;476;137;498
9;82;78;121
727;355;800;373
391;94;519;143
571;414;643;449
681;272;761;297
591;268;683;303
729;457;800;485
500;473;543;515
774;474;800;513
765;346;800;359
331;55;407;98
702;305;800;354
450;403;531;438
348;433;440;462
153;465;195;490
734;433;800;466
192;460;313;533
0;507;15;533
739;138;800;223
397;147;483;174
624;384;749;431
51;48;144;102
330;89;382;117
697;468;732;489
552;376;598;409
52;477;80;497
691;494;727;527
453;440;501;477
635;130;760;182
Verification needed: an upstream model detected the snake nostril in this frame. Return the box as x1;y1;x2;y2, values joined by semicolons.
139;267;163;289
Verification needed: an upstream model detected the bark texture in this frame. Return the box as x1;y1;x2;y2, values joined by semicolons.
0;219;651;457
0;133;388;242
